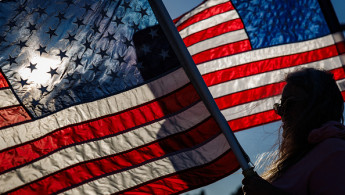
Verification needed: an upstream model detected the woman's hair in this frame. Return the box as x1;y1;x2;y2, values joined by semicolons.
263;68;344;182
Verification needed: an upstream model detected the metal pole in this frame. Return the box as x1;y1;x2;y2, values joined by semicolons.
341;24;345;31
148;0;251;171
317;0;345;67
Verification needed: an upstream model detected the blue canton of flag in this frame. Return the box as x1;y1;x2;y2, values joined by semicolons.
232;0;330;48
0;0;159;117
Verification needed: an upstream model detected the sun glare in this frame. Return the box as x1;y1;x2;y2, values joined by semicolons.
18;55;61;86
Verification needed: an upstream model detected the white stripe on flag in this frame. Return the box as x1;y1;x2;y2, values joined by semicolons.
222;95;280;121
337;78;345;91
196;35;336;75
0;102;210;193
179;10;239;39
175;0;230;26
339;53;345;65
0;89;19;109
209;57;342;99
187;29;248;56
61;134;230;195
333;32;344;43
0;68;190;151
224;78;345;121
340;53;345;64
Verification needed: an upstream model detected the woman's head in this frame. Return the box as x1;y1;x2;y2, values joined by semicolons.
265;68;344;181
279;68;343;145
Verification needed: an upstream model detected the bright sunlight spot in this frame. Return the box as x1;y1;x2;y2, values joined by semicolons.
18;55;60;85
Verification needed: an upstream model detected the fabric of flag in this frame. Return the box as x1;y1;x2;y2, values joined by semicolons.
0;0;240;194
175;0;345;132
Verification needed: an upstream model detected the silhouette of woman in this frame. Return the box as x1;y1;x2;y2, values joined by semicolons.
242;68;345;194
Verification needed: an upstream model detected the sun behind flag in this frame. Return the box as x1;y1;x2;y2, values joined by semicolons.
0;0;240;194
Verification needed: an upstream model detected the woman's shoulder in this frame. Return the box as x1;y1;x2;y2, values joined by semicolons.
308;121;345;144
306;137;345;169
307;121;345;157
307;138;345;194
272;138;345;194
314;137;345;153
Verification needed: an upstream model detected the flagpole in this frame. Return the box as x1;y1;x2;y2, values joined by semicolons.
317;0;345;65
317;0;343;33
341;24;345;31
148;0;252;172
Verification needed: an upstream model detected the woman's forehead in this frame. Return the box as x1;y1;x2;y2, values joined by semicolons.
282;84;308;99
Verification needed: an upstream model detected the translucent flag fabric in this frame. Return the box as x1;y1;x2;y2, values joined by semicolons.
0;0;239;194
175;0;345;131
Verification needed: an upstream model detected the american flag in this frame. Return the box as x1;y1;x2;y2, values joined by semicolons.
0;0;239;194
175;0;345;132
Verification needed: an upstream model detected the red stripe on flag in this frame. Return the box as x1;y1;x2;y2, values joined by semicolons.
203;45;339;87
331;67;345;80
336;41;345;54
182;19;244;47
120;150;239;195
192;40;252;64
8;118;220;194
173;15;183;24
176;2;235;32
229;110;281;132
215;82;286;110
0;106;31;128
333;67;345;101
220;67;345;131
215;67;345;116
0;73;9;88
0;84;200;174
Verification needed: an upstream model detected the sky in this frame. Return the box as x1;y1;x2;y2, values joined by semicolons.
161;0;345;194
